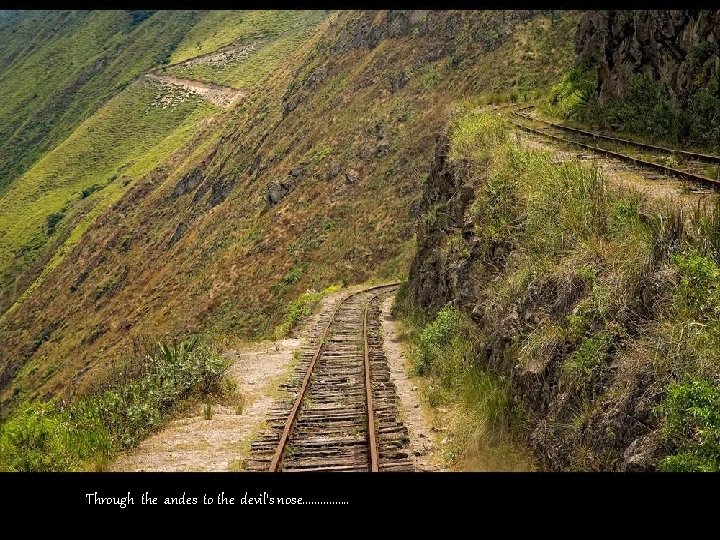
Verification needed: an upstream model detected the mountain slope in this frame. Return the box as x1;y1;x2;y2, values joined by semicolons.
0;10;578;416
0;79;218;310
162;10;329;90
0;10;327;315
0;10;204;193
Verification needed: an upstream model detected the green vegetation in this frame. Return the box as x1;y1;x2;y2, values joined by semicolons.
404;109;720;469
163;11;327;89
0;10;202;193
0;80;216;297
414;306;469;377
449;111;509;162
169;10;324;64
0;338;229;471
660;379;720;472
542;64;597;119
397;302;533;470
566;72;720;152
651;247;720;471
273;284;341;339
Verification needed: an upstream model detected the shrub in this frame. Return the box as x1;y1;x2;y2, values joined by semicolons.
410;305;521;464
544;65;597;119
671;249;720;321
561;330;615;395
660;379;720;472
80;183;102;199
0;338;229;471
45;211;64;235
577;73;720;151
273;289;323;339
414;306;470;377
0;402;83;471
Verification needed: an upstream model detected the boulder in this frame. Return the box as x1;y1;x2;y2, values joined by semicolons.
267;182;292;206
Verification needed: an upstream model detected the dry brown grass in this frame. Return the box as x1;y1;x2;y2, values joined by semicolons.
0;11;579;412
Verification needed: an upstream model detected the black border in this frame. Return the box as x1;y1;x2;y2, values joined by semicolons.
1;472;716;516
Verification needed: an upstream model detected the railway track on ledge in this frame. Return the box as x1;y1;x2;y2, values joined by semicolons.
511;107;720;189
248;283;414;472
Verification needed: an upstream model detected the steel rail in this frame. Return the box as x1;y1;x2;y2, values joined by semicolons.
363;298;379;472
267;282;399;472
514;109;720;165
513;121;720;189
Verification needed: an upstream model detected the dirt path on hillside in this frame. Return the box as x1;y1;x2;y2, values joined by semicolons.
110;289;347;472
145;73;246;108
109;340;296;472
379;296;444;471
517;130;719;211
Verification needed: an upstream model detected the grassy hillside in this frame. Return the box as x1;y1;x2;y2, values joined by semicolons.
0;10;205;194
161;10;328;90
0;79;217;309
0;10;327;315
399;109;720;471
169;10;327;64
0;11;579;422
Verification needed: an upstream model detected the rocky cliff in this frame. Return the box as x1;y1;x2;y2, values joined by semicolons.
576;10;720;104
406;135;669;471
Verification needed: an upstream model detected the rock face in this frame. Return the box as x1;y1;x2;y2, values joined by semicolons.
406;138;666;471
407;134;477;316
576;10;720;104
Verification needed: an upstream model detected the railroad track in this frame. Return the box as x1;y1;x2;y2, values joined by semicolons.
248;284;414;472
511;107;720;189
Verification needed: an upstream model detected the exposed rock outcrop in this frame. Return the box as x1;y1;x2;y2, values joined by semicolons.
576;10;720;104
406;137;667;471
266;182;292;206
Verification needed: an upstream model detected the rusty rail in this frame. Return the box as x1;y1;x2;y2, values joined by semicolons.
257;282;408;472
267;294;342;472
513;120;720;189
515;108;720;165
363;300;379;472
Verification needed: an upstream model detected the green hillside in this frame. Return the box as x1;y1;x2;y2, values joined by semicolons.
0;79;217;305
161;10;328;89
0;10;202;193
0;10;327;314
0;10;588;471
